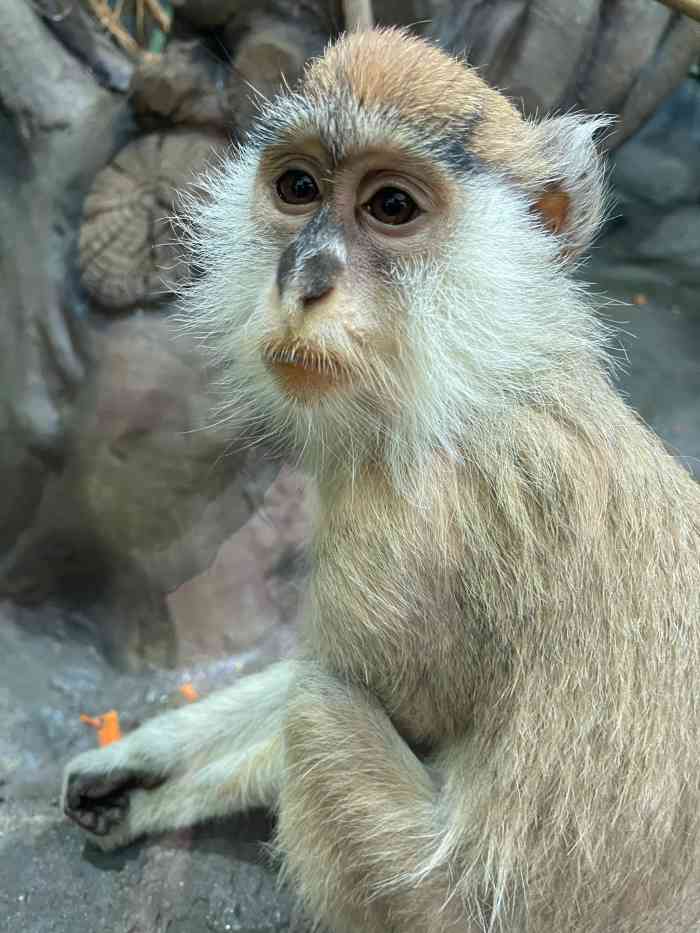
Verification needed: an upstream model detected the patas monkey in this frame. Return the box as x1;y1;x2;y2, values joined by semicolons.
62;27;700;933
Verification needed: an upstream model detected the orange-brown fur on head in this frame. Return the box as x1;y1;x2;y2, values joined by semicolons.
303;28;588;246
304;28;508;126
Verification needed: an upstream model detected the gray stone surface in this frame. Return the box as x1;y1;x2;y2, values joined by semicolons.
0;313;293;673
0;599;307;933
0;811;302;933
375;0;700;146
587;260;700;481
613;142;700;209
611;79;700;208
638;206;700;267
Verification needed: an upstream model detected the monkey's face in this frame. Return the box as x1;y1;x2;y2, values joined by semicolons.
186;29;608;475
253;139;457;406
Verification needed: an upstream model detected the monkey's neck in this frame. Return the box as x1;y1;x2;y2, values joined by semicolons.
313;374;626;511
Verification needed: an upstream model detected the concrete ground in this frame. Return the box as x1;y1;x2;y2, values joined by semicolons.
1;118;699;931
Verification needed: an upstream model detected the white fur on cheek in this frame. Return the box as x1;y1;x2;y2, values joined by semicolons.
382;173;608;491
177;147;295;446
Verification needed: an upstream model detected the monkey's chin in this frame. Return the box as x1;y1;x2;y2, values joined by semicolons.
266;360;345;402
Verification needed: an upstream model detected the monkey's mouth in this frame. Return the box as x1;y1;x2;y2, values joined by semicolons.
262;340;350;397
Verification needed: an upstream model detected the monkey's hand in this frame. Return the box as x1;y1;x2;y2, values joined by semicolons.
62;744;164;850
61;660;293;851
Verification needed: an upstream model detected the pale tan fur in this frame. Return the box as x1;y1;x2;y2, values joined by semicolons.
63;28;700;933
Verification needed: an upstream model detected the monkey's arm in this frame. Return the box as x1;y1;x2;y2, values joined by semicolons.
277;666;464;931
62;660;293;850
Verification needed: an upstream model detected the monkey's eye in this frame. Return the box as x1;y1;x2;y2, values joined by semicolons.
364;187;418;226
276;169;320;206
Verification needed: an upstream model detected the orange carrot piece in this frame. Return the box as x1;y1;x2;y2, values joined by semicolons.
80;710;122;746
79;714;102;729
179;683;199;702
98;710;122;746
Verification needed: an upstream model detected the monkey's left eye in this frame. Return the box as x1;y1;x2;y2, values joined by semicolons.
364;187;418;226
276;169;320;206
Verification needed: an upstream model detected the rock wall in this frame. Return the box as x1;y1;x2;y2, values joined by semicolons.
1;0;698;670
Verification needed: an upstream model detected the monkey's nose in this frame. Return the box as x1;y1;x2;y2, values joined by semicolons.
295;251;343;309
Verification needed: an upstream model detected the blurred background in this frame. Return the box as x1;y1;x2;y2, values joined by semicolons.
0;1;698;930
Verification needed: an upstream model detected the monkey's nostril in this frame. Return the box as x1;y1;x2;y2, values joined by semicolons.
302;284;334;308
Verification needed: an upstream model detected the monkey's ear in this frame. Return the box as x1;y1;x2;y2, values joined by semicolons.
527;114;613;260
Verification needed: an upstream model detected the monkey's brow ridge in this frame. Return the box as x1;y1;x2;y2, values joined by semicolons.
251;89;483;177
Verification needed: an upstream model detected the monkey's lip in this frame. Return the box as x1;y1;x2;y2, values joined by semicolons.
262;341;349;396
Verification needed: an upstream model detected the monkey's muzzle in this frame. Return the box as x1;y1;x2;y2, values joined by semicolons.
262;341;349;399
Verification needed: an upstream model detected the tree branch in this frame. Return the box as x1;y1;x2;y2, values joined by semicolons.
655;0;700;23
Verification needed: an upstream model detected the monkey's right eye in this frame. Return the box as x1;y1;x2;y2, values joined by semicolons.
276;170;320;206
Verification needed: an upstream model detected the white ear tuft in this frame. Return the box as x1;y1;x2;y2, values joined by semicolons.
528;113;614;260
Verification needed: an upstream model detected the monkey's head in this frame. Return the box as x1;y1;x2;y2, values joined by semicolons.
185;28;610;481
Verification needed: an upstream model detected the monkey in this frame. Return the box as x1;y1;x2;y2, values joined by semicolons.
62;26;700;933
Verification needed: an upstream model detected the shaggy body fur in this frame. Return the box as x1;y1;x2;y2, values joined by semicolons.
63;28;700;933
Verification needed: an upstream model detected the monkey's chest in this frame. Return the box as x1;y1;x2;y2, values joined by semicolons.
307;534;474;743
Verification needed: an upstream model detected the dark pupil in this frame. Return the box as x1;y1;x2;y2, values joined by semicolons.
277;170;318;205
370;188;416;225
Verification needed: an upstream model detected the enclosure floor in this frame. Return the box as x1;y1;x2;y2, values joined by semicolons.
0;598;307;933
1;225;699;933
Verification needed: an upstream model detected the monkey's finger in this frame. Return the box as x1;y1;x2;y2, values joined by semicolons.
65;806;99;832
65;771;127;809
93;805;127;836
65;768;162;810
65;796;128;833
